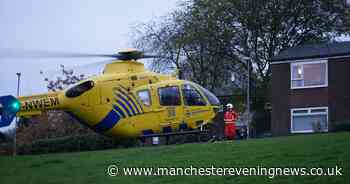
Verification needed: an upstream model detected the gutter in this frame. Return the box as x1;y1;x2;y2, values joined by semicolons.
271;54;350;65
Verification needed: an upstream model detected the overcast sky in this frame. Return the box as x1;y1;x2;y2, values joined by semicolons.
0;0;179;96
1;0;349;97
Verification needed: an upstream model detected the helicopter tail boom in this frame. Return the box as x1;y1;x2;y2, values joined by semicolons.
17;93;63;115
0;92;66;127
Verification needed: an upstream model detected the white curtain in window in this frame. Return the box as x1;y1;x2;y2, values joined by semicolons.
303;63;326;86
292;114;328;132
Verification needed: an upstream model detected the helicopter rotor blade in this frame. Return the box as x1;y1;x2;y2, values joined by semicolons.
141;55;162;59
0;48;121;59
0;48;164;61
57;59;115;71
41;59;115;79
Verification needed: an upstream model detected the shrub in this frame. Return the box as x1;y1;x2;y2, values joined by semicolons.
17;134;138;155
332;120;350;132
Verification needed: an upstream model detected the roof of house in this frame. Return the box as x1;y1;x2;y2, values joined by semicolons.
271;41;350;63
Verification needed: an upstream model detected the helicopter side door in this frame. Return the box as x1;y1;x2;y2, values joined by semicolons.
155;84;184;133
132;86;159;134
181;83;211;129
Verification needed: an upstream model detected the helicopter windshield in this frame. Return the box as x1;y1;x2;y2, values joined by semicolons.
182;84;206;106
195;84;221;106
66;80;94;98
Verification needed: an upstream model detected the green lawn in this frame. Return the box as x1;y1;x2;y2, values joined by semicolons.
0;132;349;184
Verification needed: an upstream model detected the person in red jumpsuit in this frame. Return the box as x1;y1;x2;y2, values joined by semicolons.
224;103;238;140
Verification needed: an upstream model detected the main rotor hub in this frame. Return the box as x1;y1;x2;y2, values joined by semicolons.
117;49;143;61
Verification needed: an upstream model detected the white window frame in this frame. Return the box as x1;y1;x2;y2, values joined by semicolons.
290;106;329;133
290;60;328;89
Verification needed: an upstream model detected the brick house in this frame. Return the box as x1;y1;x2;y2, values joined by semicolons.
271;41;350;136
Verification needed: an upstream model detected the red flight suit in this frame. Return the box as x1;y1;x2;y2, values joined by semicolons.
224;109;238;140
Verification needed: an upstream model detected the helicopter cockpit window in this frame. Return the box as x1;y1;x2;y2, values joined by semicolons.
137;90;151;106
158;86;181;106
195;84;221;106
182;84;206;106
66;81;94;98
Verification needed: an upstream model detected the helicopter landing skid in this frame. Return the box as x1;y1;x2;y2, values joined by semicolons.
139;129;209;145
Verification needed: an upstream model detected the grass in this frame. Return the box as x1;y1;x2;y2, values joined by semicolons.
0;132;349;184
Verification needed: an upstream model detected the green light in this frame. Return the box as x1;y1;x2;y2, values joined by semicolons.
11;101;21;111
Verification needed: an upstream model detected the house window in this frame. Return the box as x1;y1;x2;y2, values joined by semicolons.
290;60;327;89
291;107;328;133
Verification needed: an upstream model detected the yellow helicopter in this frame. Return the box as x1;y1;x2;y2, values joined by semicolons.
0;49;221;138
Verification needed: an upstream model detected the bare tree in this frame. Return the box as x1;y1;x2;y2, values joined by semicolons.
133;2;243;91
133;0;350;94
133;11;189;78
40;65;85;92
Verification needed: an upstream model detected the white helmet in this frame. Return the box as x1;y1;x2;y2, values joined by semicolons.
226;103;233;108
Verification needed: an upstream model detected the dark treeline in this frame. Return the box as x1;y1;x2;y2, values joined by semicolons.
133;0;349;98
